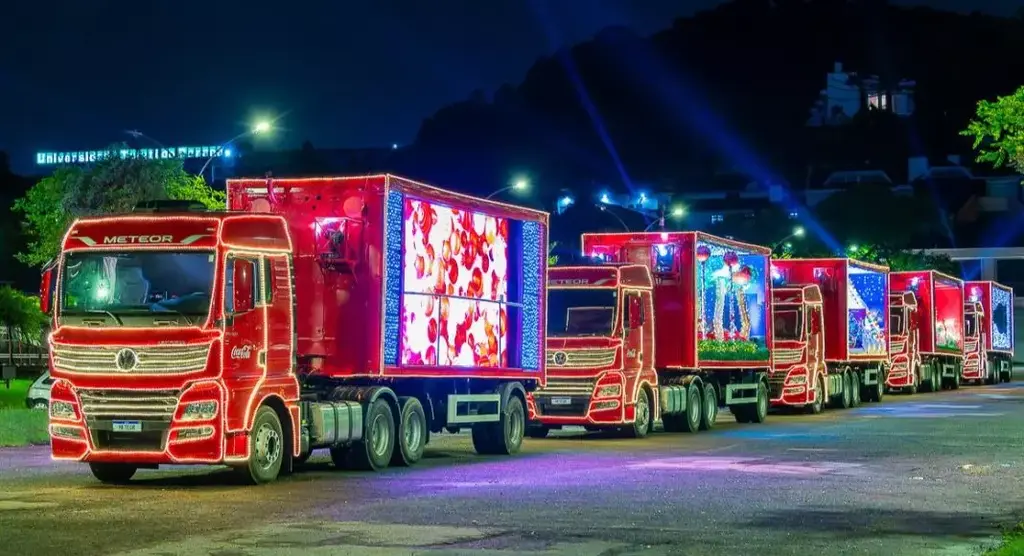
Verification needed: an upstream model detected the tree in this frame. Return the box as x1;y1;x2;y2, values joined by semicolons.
847;245;958;275
13;148;224;267
0;287;47;375
962;85;1024;172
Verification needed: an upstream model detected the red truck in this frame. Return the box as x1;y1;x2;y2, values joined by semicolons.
41;175;549;484
769;259;890;413
527;231;800;436
887;271;964;393
964;281;1015;384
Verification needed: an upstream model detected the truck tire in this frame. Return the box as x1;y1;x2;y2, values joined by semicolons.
750;381;768;423
699;384;718;431
922;365;937;393
837;372;853;409
472;394;525;456
807;375;825;415
89;463;137;484
235;406;285;484
526;426;550;439
868;374;884;403
951;369;961;390
850;372;862;407
985;359;997;385
627;386;653;439
349;397;396;471
682;384;702;432
391;397;426;467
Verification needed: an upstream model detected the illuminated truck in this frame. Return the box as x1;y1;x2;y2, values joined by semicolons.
964;281;1015;384
527;232;783;436
888;271;964;392
41;175;548;484
769;259;890;413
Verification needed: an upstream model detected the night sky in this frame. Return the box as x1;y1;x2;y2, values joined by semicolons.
1;0;1016;174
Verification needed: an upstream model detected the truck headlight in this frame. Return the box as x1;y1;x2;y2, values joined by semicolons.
785;374;807;386
50;401;76;420
596;384;621;398
181;401;218;421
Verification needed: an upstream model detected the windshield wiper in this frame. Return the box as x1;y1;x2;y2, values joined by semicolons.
151;306;193;326
84;309;123;325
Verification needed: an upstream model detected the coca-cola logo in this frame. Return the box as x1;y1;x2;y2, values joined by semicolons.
231;345;253;360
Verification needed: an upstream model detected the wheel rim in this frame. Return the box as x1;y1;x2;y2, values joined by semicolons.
757;386;767;418
404;410;423;453
689;390;700;427
507;402;524;445
370;413;389;458
814;378;824;411
254;422;282;471
635;391;650;432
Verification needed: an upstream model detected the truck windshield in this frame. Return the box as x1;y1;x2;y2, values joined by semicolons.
547;288;617;337
965;314;977;339
59;250;216;326
889;308;905;335
773;309;802;341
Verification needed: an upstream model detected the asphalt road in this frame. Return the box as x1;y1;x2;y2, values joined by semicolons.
3;384;1024;556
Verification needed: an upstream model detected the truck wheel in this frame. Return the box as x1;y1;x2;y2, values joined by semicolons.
349;397;396;471
922;365;936;392
750;381;768;423
682;384;702;432
951;369;961;390
391;397;426;467
89;463;137;484
699;384;718;431
870;375;884;403
850;372;862;407
986;360;997;385
807;375;825;415
627;387;653;439
526;426;550;439
235;406;284;484
472;394;525;456
838;372;853;409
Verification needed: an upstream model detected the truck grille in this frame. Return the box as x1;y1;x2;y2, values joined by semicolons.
533;377;595;417
52;343;211;374
546;349;616;368
773;349;802;366
78;389;180;421
965;340;979;353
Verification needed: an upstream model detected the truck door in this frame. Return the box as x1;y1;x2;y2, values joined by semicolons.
222;254;267;432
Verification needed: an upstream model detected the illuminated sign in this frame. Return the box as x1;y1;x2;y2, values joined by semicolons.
35;146;232;166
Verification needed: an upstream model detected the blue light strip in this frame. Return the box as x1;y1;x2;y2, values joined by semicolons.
383;190;404;365
521;221;543;371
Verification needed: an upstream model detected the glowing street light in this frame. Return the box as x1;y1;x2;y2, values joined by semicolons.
772;226;807;252
486;177;530;200
670;205;686;219
848;244;860;253
199;119;277;179
793;226;805;237
600;193;611;204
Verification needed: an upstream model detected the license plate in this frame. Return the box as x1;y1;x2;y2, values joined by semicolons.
551;397;572;406
112;420;142;433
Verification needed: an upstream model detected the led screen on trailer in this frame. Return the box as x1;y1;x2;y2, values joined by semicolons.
694;238;769;362
847;264;888;356
400;198;510;368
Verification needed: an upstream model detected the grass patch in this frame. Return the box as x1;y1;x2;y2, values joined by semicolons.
0;408;49;447
0;378;33;409
987;523;1024;555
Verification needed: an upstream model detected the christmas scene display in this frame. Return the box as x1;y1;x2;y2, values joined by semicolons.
847;265;888;356
695;239;770;361
933;277;964;353
990;285;1013;351
400;198;510;367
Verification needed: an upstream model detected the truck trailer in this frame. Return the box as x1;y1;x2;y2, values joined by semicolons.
888;271;964;393
964;281;1015;384
769;258;890;412
528;231;790;435
42;175;549;484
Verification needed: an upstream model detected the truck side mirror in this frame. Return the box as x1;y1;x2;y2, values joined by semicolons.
39;267;54;315
232;259;255;314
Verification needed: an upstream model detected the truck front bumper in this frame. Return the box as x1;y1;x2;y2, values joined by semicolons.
527;373;628;426
49;380;227;465
769;366;813;407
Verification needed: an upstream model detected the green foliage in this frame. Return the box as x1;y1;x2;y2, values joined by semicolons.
13;147;223;266
697;339;770;362
548;241;559;266
962;86;1024;172
848;245;958;275
0;286;47;347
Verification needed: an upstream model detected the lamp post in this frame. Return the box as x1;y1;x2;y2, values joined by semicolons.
643;205;687;231
198;120;272;182
771;226;805;251
486;177;529;200
597;205;631;231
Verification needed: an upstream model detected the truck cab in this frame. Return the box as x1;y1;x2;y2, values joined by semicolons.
962;301;985;383
527;264;657;438
768;285;826;411
886;291;921;392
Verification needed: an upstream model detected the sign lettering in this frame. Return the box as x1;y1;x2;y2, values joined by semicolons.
550;278;591;286
103;235;174;245
230;346;253;360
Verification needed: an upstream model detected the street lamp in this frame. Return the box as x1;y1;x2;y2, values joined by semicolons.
198;120;274;180
771;226;806;251
670;205;686;219
486;177;529;200
598;205;631;231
